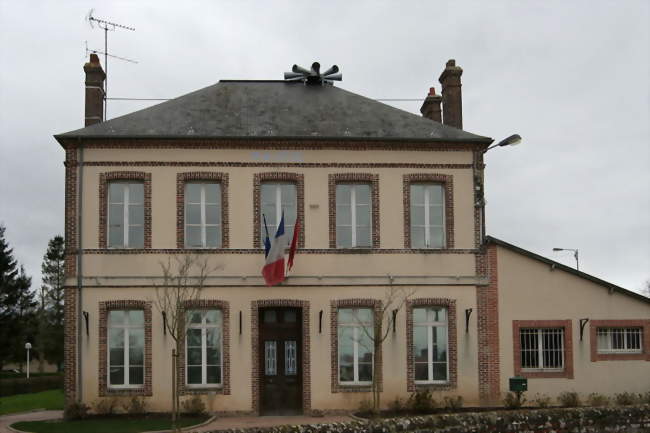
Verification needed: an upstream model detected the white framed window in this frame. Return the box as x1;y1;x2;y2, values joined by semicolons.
260;182;296;243
338;307;373;385
336;184;371;248
108;310;144;388
413;307;448;383
185;183;222;248
186;310;222;387
597;328;642;353
410;184;445;248
520;328;564;371
108;182;144;248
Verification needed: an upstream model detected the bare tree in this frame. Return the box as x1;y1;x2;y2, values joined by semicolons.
353;286;415;413
642;279;650;298
153;254;220;431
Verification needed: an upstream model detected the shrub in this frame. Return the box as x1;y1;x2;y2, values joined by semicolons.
92;397;118;415
558;391;581;407
181;395;206;415
640;391;650;404
64;401;90;420
443;395;463;410
407;389;437;414
587;392;610;407
0;375;63;396
122;397;147;415
387;396;405;413
503;392;526;409
357;399;375;416
614;392;639;406
532;393;551;408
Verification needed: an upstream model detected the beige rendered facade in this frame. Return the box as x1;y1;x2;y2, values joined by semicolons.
55;56;649;415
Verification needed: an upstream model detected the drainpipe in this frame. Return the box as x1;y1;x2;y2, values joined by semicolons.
76;139;84;402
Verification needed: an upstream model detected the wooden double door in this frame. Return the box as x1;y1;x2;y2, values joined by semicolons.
259;307;303;415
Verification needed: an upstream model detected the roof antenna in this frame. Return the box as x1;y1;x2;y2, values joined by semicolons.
85;9;136;119
284;62;342;85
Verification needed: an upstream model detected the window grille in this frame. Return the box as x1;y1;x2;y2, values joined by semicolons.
520;328;564;370
597;328;642;353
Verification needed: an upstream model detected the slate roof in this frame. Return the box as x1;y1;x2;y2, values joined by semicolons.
55;80;492;143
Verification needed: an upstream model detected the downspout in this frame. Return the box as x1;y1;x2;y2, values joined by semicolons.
76;138;84;402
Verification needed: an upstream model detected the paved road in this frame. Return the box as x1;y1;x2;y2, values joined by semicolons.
0;410;63;433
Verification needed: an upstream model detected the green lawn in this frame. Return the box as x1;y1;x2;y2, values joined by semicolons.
0;372;61;379
0;389;64;415
11;415;209;433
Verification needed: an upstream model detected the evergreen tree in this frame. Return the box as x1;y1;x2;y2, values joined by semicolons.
40;235;65;371
0;225;21;369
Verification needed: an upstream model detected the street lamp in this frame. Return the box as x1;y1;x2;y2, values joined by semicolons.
553;247;579;271
25;342;32;379
484;134;522;152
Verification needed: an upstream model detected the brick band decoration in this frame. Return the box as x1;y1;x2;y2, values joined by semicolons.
176;172;230;249
406;298;457;392
252;172;305;248
98;171;152;249
177;300;231;395
82;247;479;255
63;286;77;404
64;146;78;278
330;299;383;393
250;300;311;414
512;319;574;379
402;173;454;249
98;300;153;396
327;173;380;249
476;244;500;403
589;319;650;362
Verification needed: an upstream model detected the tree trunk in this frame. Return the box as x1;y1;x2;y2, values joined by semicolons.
172;349;177;430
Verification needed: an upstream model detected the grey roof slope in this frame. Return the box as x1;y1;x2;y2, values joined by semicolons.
486;236;650;304
56;81;492;143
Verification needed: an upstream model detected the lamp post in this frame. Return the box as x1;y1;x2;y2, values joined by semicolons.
25;342;32;379
553;247;579;270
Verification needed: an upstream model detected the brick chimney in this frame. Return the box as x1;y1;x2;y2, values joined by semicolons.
420;87;442;122
438;59;463;129
84;53;106;127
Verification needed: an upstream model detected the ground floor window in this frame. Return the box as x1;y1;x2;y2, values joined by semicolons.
597;328;643;353
413;306;448;383
337;307;373;385
108;310;144;388
186;309;222;387
519;328;564;371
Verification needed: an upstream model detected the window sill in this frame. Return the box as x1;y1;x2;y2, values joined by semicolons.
518;368;571;379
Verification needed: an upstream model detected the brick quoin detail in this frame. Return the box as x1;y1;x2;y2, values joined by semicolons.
177;300;231;395
64;146;78;278
98;171;152;249
98;300;153;396
63;287;77;404
176;172;230;249
476;244;500;403
330;299;383;394
252;172;305;248
406;298;457;392
402;173;454;249
589;319;650;362
328;173;380;249
251;300;310;414
512;319;574;379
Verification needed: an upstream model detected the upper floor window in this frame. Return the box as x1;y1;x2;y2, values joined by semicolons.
108;182;144;248
185;183;222;248
410;184;445;248
336;184;371;248
520;328;564;371
260;182;296;243
338;307;373;385
413;307;448;383
597;328;643;354
186;310;223;387
108;310;144;388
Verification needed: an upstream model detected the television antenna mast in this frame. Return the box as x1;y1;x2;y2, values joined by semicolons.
85;9;136;119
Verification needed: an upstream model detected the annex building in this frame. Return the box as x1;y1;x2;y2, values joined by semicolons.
55;55;650;414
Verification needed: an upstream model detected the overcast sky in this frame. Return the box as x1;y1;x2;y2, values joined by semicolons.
1;1;648;294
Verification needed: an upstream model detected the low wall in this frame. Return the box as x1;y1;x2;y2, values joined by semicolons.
212;405;650;433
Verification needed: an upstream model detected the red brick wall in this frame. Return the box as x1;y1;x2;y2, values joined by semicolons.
476;244;500;403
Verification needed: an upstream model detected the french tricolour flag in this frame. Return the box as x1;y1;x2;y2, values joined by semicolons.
262;213;289;286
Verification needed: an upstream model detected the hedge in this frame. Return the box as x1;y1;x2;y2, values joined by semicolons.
0;374;63;396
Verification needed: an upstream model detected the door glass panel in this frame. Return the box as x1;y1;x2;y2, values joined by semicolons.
263;310;277;323
284;310;297;323
265;341;277;376
285;341;297;375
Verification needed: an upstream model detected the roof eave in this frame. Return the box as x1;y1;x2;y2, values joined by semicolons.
485;236;650;304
